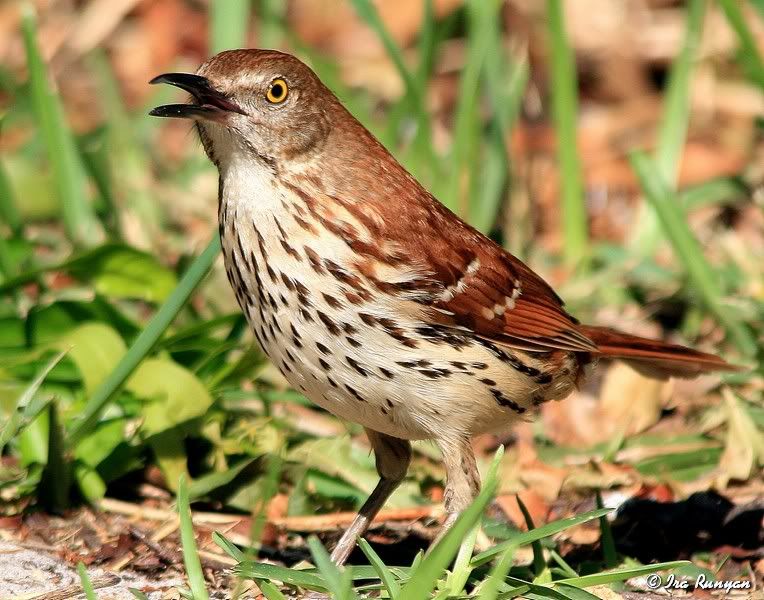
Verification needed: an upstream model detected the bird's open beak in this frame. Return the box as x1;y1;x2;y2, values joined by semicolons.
148;73;245;119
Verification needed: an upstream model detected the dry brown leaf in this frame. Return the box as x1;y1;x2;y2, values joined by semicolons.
717;389;764;487
599;362;670;437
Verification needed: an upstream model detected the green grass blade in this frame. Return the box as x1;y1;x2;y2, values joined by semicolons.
549;550;579;579
399;446;504;600
446;517;479;594
129;590;150;600
307;536;353;599
656;0;706;188
39;401;71;512
0;350;64;453
516;494;546;576
349;0;434;170
212;532;246;562
178;475;210;600
187;457;255;500
77;563;98;600
718;0;764;89
471;47;528;233
554;560;689;588
258;0;286;49
633;0;706;252
547;0;587;267
679;177;747;210
444;0;500;213
259;580;288;600
475;545;516;600
0;159;22;236
210;0;251;54
416;0;437;87
357;537;402;596
68;235;221;444
629;151;756;356
471;508;612;567
595;491;617;568
234;562;326;590
20;3;100;247
89;50;160;238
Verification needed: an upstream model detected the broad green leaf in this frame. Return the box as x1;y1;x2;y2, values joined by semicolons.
0;244;177;302
57;323;126;395
74;418;128;467
129;358;213;437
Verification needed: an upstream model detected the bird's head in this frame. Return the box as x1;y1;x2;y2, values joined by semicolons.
150;49;336;170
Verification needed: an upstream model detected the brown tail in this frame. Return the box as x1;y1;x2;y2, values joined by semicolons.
580;325;740;380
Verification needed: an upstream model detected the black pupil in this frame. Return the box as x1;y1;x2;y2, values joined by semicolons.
271;83;284;99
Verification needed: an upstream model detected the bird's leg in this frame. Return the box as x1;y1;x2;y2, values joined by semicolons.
330;429;412;565
430;436;481;548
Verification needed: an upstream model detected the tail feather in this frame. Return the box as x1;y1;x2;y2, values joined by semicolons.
580;325;740;380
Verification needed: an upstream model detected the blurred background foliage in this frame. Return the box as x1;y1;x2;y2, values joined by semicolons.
0;0;763;593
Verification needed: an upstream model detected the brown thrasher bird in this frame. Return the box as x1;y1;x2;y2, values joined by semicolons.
150;50;735;565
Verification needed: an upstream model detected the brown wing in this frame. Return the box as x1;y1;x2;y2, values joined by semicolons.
410;203;597;353
316;182;595;353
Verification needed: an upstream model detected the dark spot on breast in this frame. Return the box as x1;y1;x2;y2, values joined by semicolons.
343;323;357;335
379;367;394;379
344;384;366;402
477;339;542;378
358;312;376;326
294;214;318;234
280;273;295;291
322;293;342;309
304;246;325;274
346;337;362;348
324;259;365;290
318;357;331;371
346;356;369;377
480;378;496;386
316;342;331;355
316;310;340;335
490;388;526;414
327;376;338;388
420;368;452;379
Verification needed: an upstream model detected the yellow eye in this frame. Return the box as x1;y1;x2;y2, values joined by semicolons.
266;78;289;104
